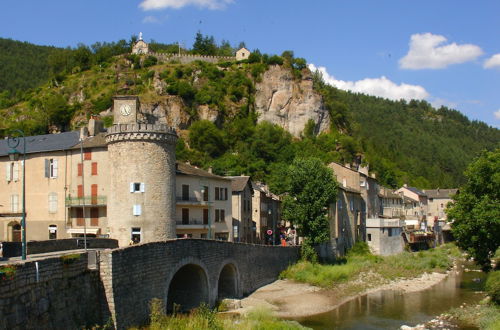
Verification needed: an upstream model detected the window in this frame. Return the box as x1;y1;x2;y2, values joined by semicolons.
78;163;83;176
49;225;57;240
91;162;98;175
203;208;208;224
45;159;58;178
10;194;19;213
215;187;228;200
388;228;393;237
215;187;220;200
367;233;372;241
77;185;84;198
90;208;99;226
131;227;141;244
182;208;189;224
91;184;98;204
130;182;145;193
133;204;142;216
76;208;84;226
48;192;58;213
182;184;189;200
5;162;19;182
215;209;225;222
84;150;92;160
202;186;208;201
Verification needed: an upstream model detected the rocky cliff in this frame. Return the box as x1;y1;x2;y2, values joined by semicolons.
254;65;330;137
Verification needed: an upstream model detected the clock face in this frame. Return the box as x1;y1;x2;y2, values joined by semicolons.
120;104;131;116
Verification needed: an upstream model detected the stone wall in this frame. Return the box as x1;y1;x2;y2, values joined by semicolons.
0;239;300;329
1;238;118;258
99;239;300;329
0;252;107;329
149;53;235;64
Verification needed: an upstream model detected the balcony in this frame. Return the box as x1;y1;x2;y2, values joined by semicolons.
175;219;213;229
66;196;107;207
175;196;209;206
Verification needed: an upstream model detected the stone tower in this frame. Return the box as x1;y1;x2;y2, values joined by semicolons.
105;96;177;246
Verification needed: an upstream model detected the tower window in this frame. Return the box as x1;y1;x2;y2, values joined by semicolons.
130;182;145;193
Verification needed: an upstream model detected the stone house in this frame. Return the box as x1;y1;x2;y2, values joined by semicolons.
378;186;405;218
423;188;457;226
235;47;251;61
366;218;404;256
395;185;428;223
226;176;254;243
1;131;81;242
175;163;233;241
329;186;365;256
251;182;281;244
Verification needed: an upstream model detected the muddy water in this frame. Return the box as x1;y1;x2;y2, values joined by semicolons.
294;265;486;329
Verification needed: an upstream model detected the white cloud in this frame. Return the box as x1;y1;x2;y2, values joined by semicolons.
484;54;500;69
430;98;458;110
139;0;233;10
399;33;483;69
142;15;161;24
494;109;500;120
309;64;429;101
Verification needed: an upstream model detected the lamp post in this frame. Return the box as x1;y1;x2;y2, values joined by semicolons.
8;130;26;260
268;208;275;246
200;183;212;239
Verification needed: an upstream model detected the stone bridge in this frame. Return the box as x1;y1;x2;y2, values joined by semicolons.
0;239;300;329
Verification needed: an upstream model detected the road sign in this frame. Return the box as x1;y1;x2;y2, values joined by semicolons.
266;229;273;235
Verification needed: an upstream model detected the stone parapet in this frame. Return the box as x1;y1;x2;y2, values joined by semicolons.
105;123;177;144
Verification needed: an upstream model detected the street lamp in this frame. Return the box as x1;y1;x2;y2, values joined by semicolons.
200;184;212;239
8;130;26;260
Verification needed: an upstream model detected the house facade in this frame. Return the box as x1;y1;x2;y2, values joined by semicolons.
366;218;405;256
251;182;281;244
227;176;254;243
175;163;233;241
423;188;457;226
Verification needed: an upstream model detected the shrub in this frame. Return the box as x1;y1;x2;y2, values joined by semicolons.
300;239;318;263
486;271;500;304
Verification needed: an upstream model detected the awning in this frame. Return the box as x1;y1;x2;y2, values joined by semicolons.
67;228;100;235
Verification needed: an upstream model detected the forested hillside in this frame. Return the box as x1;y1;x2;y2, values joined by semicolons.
0;36;498;190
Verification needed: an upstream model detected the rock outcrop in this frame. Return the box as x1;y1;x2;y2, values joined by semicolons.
255;65;330;137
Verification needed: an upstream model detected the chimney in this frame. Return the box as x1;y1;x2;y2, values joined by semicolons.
370;173;376;179
344;163;351;169
403;183;408;188
80;127;89;140
208;167;213;174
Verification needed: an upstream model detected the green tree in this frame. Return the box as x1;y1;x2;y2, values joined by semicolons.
282;158;337;244
447;149;500;268
188;120;226;158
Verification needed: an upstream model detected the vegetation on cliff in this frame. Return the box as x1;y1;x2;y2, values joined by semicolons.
1;35;499;190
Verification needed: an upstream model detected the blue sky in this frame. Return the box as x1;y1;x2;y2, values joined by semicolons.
1;0;499;127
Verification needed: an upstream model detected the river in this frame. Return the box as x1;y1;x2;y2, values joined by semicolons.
293;264;486;329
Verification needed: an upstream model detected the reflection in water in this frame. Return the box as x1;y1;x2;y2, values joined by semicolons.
295;266;486;330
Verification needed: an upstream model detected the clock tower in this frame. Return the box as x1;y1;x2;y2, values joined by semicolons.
106;95;178;246
113;95;139;124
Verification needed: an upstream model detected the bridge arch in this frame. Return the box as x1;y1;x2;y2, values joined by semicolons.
165;258;210;312
216;261;240;301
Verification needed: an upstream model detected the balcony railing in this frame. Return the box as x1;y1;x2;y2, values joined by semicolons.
175;196;209;205
65;196;107;206
176;219;209;226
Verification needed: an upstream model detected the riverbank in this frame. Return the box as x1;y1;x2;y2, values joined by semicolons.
233;244;461;318
235;267;453;318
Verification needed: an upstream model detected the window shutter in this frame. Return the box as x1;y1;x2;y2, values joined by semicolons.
52;159;58;178
6;163;11;181
221;209;225;221
91;162;98;175
13;162;19;181
45;159;50;178
215;209;220;222
130;183;134;193
78;163;83;176
140;183;145;193
133;204;142;216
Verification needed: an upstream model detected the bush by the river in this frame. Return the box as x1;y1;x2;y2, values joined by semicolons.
486;271;500;305
136;298;306;330
280;243;460;288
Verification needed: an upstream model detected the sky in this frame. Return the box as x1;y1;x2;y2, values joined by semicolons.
1;0;499;127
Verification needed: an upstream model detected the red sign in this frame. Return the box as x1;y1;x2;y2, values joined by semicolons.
267;229;273;235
